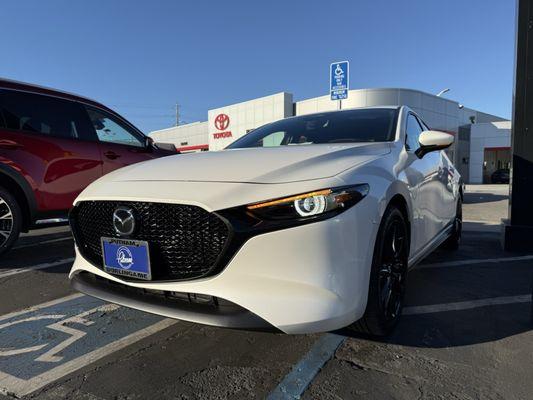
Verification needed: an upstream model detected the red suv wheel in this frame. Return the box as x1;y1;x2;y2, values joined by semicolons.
0;186;22;255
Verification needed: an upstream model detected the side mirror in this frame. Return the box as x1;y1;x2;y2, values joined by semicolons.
415;130;454;158
145;136;156;150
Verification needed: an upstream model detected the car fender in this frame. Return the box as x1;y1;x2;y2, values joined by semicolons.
337;153;414;252
0;162;38;229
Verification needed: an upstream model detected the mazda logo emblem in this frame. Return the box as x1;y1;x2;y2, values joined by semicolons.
113;207;136;236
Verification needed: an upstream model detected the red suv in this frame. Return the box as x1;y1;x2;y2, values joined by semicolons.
0;79;176;254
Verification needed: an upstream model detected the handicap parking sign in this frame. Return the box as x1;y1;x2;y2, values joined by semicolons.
330;61;349;100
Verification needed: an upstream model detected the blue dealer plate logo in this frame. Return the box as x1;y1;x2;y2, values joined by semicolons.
116;246;134;269
101;237;151;280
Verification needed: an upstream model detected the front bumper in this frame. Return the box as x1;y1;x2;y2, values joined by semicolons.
71;272;277;331
69;200;379;334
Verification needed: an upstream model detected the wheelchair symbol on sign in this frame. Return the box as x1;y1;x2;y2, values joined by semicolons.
0;303;119;362
334;64;344;76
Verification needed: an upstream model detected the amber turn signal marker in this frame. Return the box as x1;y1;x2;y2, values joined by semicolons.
247;189;333;210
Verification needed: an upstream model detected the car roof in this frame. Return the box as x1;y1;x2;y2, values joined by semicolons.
0;77;115;114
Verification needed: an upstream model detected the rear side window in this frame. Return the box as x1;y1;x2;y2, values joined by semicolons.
0;90;94;140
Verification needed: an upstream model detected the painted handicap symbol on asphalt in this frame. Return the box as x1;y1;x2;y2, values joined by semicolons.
0;314;64;357
0;294;175;397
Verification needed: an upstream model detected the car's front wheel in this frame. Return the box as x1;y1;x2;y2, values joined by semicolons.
351;205;409;337
0;186;22;255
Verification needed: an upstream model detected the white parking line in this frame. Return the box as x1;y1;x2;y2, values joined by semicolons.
13;236;72;250
0;258;74;278
0;293;84;322
418;254;533;269
403;294;532;315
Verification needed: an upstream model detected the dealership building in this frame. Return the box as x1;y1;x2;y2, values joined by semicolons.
150;88;509;183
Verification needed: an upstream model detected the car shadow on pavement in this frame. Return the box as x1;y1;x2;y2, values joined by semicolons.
339;301;532;349
387;301;531;348
339;259;533;348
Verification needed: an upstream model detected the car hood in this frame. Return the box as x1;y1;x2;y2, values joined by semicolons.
109;143;391;184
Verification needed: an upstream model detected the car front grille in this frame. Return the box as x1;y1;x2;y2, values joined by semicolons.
70;201;231;281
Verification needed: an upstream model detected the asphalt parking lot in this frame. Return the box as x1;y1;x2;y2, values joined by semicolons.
1;184;532;400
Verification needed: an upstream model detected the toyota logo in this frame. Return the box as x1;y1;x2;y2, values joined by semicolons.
214;114;230;131
113;207;136;236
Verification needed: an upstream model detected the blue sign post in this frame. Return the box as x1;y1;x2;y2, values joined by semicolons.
330;61;349;105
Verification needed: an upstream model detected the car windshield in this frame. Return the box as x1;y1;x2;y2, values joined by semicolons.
227;108;399;149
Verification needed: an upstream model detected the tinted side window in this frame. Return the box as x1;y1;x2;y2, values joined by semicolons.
405;114;423;151
86;107;144;148
0;90;94;140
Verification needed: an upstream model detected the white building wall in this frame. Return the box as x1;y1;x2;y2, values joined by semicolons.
459;107;506;129
468;121;511;184
207;92;293;151
149;121;208;151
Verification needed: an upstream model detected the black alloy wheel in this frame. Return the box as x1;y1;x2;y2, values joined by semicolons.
351;205;409;336
378;217;408;322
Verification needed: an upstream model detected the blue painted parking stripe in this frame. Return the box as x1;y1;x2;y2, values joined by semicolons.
267;334;345;400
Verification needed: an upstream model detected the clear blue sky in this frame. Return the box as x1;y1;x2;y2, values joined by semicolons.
1;0;515;133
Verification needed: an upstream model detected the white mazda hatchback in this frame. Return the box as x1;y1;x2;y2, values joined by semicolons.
69;106;462;336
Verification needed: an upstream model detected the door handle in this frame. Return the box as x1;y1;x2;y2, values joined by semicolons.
0;140;23;149
104;151;120;160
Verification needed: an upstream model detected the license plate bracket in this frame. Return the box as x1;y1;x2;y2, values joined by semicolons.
101;237;151;280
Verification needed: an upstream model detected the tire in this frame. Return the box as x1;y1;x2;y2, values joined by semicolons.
0;186;22;256
443;198;462;250
351;205;409;337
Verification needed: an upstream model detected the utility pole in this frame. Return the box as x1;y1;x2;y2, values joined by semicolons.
175;103;180;127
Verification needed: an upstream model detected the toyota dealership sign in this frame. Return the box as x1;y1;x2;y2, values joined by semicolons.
207;92;293;151
213;114;232;140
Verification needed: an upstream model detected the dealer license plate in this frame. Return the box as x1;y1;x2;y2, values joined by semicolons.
101;237;151;280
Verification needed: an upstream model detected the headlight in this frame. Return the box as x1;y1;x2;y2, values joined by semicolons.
246;184;369;220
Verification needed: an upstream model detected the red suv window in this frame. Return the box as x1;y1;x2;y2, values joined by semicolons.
0;89;95;141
